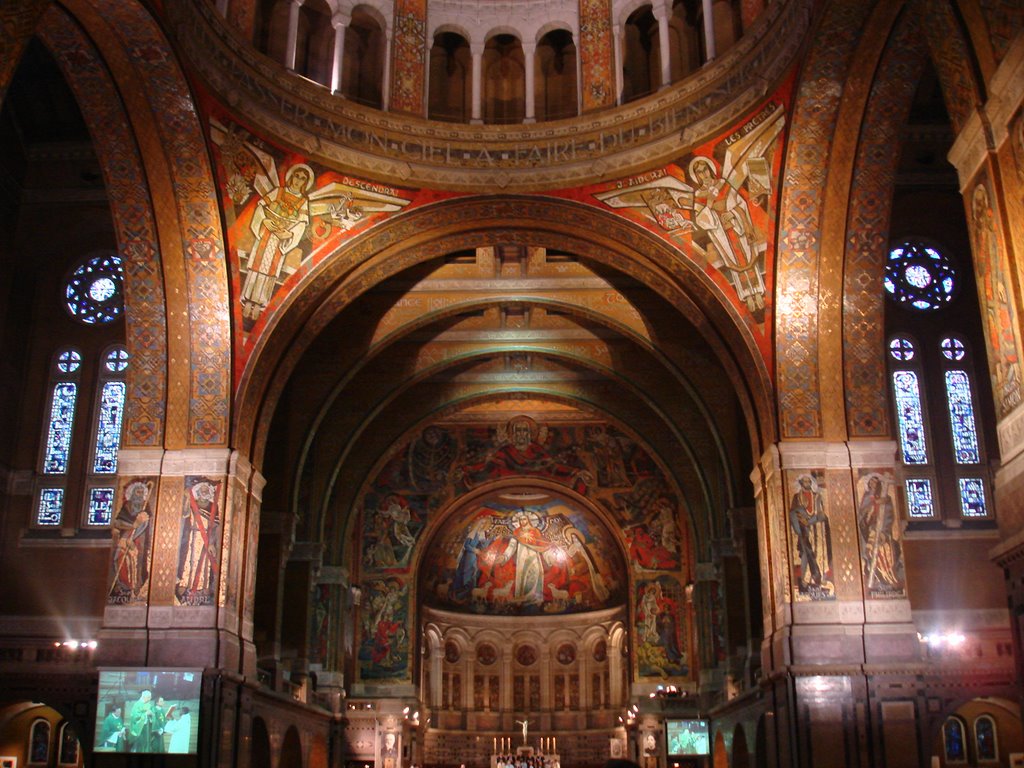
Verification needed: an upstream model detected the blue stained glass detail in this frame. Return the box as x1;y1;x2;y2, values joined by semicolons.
92;381;126;474
87;487;115;526
889;337;915;361
57;350;81;373
941;337;966;360
43;383;77;474
893;370;928;463
37;488;64;526
975;717;996;761
944;719;966;761
64;253;124;324
885;241;957;310
105;347;129;372
959;478;987;517
945;371;980;463
905;478;934;518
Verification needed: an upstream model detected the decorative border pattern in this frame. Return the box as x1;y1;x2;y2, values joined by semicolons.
916;0;982;135
775;0;876;439
0;0;48;104
578;0;615;113
40;7;168;447
90;0;232;446
842;13;926;438
389;0;428;116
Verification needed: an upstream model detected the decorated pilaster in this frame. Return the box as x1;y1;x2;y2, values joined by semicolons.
947;32;1024;700
99;448;262;673
755;440;922;767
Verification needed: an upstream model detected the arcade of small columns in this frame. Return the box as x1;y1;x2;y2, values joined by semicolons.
230;0;757;119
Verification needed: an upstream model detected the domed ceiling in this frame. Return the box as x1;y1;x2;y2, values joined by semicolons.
420;488;627;616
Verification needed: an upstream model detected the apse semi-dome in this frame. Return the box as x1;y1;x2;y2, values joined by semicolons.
420;489;627;615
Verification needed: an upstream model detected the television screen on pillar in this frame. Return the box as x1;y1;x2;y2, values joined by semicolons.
666;719;710;756
95;668;202;755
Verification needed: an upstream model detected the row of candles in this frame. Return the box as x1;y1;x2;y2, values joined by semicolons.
492;737;557;753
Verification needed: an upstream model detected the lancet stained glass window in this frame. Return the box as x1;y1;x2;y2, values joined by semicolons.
37;488;65;526
905;478;934;518
93;381;126;474
959;478;987;517
892;370;928;463
43;383;78;474
975;716;996;761
944;371;980;464
87;487;115;526
943;718;966;762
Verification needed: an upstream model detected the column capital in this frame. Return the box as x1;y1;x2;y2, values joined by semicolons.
332;11;351;30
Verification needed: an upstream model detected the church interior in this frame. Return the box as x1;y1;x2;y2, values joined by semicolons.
1;1;1024;766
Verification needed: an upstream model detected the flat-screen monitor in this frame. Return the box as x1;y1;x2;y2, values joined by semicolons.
666;719;710;756
95;668;201;754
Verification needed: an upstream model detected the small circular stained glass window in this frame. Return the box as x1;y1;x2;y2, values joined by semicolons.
65;253;125;324
105;347;130;372
884;241;957;311
940;337;966;361
889;337;915;361
57;349;82;374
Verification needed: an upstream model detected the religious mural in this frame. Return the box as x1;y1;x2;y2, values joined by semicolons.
175;476;223;607
636;575;688;677
421;497;624;615
589;96;785;343
108;477;157;605
970;177;1024;418
855;470;906;599
352;416;691;683
358;577;410;679
204;90;789;382
207;114;413;363
786;471;835;601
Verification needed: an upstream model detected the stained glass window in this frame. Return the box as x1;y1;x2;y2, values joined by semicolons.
57;350;82;373
105;347;129;372
889;337;915;361
975;716;996;761
884;241;957;310
64;253;125;324
87;487;115;526
92;381;126;474
959;478;987;517
37;488;65;526
892;370;928;463
905;478;935;518
58;721;80;765
943;718;966;762
945;371;980;464
43;383;78;474
941;337;966;361
30;719;51;764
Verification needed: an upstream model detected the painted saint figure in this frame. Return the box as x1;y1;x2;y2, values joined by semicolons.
857;474;903;592
689;156;767;313
498;511;552;604
110;480;154;601
241;163;313;321
176;478;221;605
788;474;832;595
